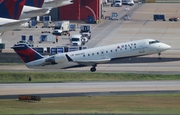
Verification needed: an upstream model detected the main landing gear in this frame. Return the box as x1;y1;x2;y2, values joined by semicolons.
90;64;97;72
158;52;161;60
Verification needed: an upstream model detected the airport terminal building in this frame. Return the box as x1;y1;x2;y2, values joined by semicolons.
49;0;103;22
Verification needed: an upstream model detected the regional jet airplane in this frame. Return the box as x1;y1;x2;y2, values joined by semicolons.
12;39;171;72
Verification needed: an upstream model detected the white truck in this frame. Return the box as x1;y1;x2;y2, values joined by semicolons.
122;0;134;6
70;34;85;46
52;21;70;36
80;25;91;41
111;0;122;7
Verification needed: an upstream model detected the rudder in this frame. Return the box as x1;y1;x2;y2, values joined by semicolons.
0;0;26;20
12;44;43;63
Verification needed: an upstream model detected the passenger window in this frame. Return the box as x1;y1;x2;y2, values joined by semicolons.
111;50;113;52
88;54;90;56
106;51;108;53
83;55;85;57
97;52;99;55
115;49;117;51
92;53;94;55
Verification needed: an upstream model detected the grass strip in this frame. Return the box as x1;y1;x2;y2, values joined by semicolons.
0;94;180;114
0;72;180;83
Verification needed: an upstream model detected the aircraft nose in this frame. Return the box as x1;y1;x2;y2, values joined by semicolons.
161;43;171;50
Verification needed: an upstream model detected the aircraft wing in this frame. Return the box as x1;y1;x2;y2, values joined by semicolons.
0;19;29;27
23;8;50;14
43;0;73;9
65;54;111;66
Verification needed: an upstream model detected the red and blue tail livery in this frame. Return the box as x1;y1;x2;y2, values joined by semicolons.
0;0;26;20
25;0;44;8
12;44;43;63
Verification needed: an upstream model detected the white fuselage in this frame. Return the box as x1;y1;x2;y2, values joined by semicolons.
26;39;171;69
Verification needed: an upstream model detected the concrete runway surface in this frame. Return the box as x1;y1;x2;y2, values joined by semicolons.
1;81;180;97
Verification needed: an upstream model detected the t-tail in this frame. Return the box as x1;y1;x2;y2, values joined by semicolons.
0;0;26;20
25;0;44;8
12;44;43;63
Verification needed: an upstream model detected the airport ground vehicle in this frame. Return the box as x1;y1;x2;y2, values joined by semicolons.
169;17;179;21
80;25;91;41
111;12;119;20
124;15;130;20
81;32;91;40
122;0;134;6
69;23;77;31
111;0;122;7
70;34;85;46
52;21;70;36
39;34;56;44
80;25;91;33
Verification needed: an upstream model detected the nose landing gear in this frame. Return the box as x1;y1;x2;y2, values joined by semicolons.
90;64;97;72
158;52;161;60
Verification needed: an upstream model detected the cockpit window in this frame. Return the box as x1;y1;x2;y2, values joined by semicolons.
149;40;160;44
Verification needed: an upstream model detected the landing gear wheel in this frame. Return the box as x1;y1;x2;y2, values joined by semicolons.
158;52;161;60
90;67;96;72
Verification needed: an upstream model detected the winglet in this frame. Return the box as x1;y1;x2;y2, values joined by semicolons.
12;44;43;63
25;0;44;8
0;0;26;20
65;54;73;62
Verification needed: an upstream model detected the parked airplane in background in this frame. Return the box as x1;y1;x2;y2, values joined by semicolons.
42;0;73;9
0;0;27;34
20;0;50;19
20;0;73;19
12;39;171;72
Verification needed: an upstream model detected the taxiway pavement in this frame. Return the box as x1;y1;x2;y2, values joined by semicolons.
1;81;180;97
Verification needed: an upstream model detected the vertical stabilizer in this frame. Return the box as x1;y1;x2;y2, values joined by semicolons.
12;44;43;63
0;0;26;20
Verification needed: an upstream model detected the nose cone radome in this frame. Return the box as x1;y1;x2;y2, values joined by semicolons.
161;43;171;51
